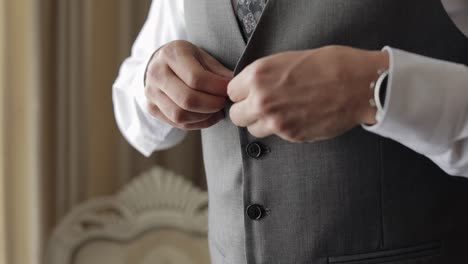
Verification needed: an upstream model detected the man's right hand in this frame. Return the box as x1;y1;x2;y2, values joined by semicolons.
144;40;233;130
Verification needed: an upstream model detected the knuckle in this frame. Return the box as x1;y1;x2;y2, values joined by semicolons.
170;108;187;124
147;64;168;85
250;74;264;91
247;127;258;137
322;45;340;53
145;85;159;102
289;131;306;142
146;63;158;79
145;86;163;104
269;116;289;133
144;85;153;100
158;45;173;60
250;63;266;84
284;126;306;142
247;61;269;88
251;59;269;75
181;118;210;130
321;45;345;58
253;94;274;115
165;40;194;59
158;67;174;88
170;39;190;48
248;59;269;77
186;71;203;88
173;122;188;130
179;123;192;130
179;94;198;110
146;103;160;118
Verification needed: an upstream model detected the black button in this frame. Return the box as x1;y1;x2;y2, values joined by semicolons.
246;142;263;159
246;204;265;220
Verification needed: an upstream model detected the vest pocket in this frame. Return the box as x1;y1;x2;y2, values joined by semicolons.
328;241;441;264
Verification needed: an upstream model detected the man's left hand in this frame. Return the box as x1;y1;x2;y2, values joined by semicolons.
228;46;389;143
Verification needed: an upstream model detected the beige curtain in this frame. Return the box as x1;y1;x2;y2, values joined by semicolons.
1;0;42;263
0;1;205;264
0;0;6;262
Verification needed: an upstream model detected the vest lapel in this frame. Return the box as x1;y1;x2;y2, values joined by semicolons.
220;0;247;47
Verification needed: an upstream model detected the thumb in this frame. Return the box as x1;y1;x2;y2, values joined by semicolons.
199;49;234;79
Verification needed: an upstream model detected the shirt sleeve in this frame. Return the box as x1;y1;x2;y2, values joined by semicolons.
112;0;188;157
364;47;468;177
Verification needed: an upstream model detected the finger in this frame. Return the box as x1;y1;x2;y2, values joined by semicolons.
153;89;214;124
147;102;180;127
229;98;258;127
167;52;231;96
227;71;250;103
198;49;233;78
183;111;225;130
247;119;274;138
147;103;225;130
153;66;226;113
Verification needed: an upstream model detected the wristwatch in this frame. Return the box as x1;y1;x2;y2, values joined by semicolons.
371;69;389;122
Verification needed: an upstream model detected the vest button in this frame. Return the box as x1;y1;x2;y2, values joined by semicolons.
246;142;263;159
246;204;265;220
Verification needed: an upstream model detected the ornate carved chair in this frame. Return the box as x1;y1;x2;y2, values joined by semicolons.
47;167;210;264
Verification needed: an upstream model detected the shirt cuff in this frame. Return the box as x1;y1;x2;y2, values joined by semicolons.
363;47;468;156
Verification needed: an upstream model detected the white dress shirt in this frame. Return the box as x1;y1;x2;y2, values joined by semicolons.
113;0;468;177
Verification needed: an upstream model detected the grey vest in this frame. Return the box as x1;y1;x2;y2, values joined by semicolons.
185;0;468;263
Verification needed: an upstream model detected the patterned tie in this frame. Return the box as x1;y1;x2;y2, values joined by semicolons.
234;0;268;40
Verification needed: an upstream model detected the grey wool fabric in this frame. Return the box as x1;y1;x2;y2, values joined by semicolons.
185;0;468;263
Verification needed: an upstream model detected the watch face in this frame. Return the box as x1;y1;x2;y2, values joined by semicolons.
379;75;388;107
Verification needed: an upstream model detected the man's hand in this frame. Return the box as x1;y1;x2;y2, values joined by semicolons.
228;46;389;142
145;40;233;130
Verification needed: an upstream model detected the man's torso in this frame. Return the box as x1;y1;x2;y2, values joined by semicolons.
185;1;468;263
